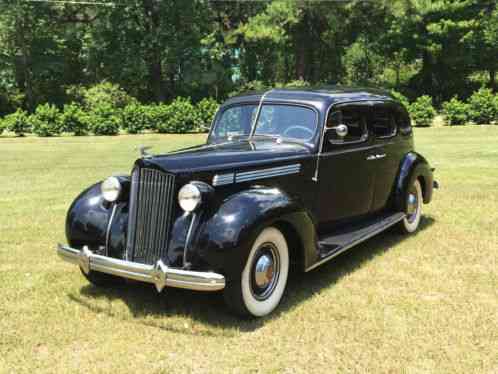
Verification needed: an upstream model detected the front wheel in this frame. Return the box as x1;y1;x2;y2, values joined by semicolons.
399;179;423;234
224;227;289;318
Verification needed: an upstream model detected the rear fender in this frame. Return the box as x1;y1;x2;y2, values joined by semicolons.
394;152;434;211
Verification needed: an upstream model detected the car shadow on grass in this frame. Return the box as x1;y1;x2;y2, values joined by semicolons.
69;216;435;335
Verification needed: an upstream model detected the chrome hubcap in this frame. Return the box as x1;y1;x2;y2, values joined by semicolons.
254;254;274;288
251;243;280;300
406;190;419;222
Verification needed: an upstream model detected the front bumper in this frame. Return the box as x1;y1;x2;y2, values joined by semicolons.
57;244;225;292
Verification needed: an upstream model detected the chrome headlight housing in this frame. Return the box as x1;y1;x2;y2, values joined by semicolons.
101;176;122;202
178;183;202;212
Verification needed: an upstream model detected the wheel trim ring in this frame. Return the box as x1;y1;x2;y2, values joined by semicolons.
249;242;280;301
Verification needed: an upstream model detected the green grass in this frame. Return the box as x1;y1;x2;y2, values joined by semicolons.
1;127;498;373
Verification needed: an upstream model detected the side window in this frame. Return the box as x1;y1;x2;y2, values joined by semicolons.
325;106;368;147
370;106;397;138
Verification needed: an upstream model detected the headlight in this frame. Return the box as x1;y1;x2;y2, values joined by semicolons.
178;183;202;212
101;176;122;202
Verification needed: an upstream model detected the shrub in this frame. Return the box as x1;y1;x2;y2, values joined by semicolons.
196;98;219;132
3;109;31;136
0;117;5;135
121;103;152;134
31;104;63;137
61;103;89;136
468;88;498;124
390;90;410;111
88;103;122;135
278;79;311;89
67;82;136;111
442;97;470;126
409;95;436;127
155;97;199;133
147;104;168;133
230;80;312;97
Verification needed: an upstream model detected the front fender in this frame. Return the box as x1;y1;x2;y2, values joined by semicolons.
394;152;434;211
194;187;317;279
65;177;130;259
65;182;111;251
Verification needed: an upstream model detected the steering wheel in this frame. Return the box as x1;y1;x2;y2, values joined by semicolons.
283;125;314;140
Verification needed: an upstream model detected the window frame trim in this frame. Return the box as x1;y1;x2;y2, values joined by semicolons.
321;101;372;152
208;101;320;145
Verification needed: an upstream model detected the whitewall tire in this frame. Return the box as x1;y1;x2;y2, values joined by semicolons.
224;227;289;318
400;179;423;234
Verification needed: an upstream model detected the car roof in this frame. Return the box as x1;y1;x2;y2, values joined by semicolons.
223;86;397;109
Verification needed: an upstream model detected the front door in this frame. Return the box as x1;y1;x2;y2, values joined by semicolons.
316;102;378;232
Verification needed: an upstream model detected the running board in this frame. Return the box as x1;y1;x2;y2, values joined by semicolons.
305;212;405;272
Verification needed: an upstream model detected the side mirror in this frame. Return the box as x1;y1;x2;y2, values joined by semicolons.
329;124;348;138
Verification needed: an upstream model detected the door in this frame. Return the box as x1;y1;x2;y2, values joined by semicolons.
368;102;400;212
316;102;377;231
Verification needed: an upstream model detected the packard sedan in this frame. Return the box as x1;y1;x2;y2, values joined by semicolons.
57;87;437;317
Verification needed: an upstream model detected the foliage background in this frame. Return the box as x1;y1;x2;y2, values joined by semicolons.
0;0;496;118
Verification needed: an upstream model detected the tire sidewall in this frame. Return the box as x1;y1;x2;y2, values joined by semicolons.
402;179;423;233
240;227;289;317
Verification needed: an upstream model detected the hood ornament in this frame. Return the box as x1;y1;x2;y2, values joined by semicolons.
137;145;153;158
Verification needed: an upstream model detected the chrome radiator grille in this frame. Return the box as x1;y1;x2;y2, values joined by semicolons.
126;168;176;264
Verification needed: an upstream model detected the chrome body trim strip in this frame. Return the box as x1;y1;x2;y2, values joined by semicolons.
57;244;225;292
213;164;301;186
235;164;301;183
212;173;235;186
304;213;406;272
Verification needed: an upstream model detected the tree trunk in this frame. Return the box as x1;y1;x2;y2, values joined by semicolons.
147;54;165;102
395;63;400;88
293;12;310;81
15;9;35;111
420;50;434;95
142;0;166;102
294;41;306;81
489;69;496;92
245;44;258;82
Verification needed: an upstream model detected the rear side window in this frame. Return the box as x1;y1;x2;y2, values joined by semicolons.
394;106;412;135
370;106;397;138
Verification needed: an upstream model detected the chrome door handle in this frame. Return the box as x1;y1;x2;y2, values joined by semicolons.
367;154;386;161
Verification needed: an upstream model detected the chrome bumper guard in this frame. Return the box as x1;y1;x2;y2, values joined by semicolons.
56;244;225;292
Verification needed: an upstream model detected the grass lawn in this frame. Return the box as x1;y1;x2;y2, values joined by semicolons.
1;127;497;373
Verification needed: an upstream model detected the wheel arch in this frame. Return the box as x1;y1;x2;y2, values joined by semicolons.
393;151;434;211
195;186;318;278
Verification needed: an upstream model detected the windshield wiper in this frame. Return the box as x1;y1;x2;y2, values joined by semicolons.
250;134;279;140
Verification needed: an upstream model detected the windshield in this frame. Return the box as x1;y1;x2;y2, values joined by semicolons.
208;104;317;143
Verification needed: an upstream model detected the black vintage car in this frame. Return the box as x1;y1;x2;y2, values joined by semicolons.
57;87;437;317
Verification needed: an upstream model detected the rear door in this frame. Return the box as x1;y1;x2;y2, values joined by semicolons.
368;102;400;212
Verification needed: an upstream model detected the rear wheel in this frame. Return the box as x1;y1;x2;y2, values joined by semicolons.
224;227;289;318
399;179;423;234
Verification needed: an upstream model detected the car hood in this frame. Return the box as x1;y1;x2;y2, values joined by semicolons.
137;139;313;175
